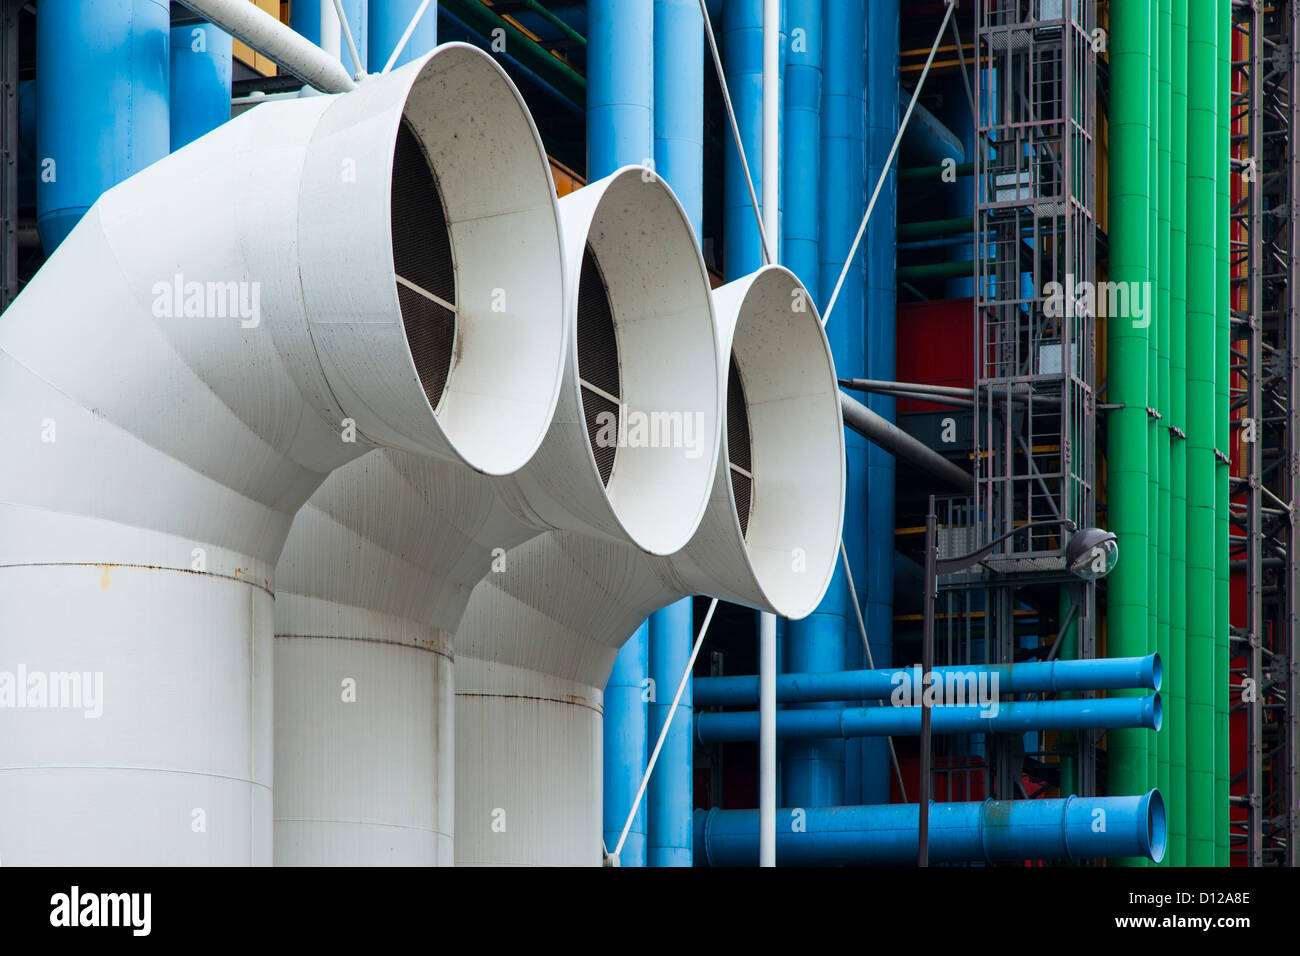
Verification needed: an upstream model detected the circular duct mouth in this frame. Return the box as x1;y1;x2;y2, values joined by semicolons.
392;45;566;476
727;266;844;619
391;120;456;412
576;244;620;487
575;169;721;555
1143;789;1168;863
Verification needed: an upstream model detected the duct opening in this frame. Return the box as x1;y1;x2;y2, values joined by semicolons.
727;267;844;619
391;119;457;412
573;169;721;555
1144;789;1168;863
727;354;753;539
576;244;621;487
387;44;567;476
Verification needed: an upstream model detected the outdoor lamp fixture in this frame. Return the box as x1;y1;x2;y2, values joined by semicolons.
1065;526;1120;581
918;503;1120;867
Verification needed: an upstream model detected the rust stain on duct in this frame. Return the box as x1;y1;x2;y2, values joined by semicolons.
98;565;112;589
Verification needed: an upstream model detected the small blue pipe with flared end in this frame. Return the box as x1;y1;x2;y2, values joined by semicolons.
696;693;1162;742
695;653;1162;706
693;790;1167;865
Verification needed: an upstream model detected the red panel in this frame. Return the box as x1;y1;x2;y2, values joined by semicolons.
896;297;975;412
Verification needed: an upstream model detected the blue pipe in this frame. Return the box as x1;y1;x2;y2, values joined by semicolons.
722;0;779;279
592;0;654;868
588;0;653;178
777;0;834;810
653;0;704;238
643;0;704;869
899;89;966;166
693;790;1168;865
646;600;694;867
781;0;820;296
861;0;900;806
604;622;649;865
790;0;868;813
169;24;232;152
369;1;437;71
291;0;368;72
36;0;170;254
696;694;1162;742
695;654;1164;706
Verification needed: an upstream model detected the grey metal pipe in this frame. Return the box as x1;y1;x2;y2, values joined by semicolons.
180;0;357;92
759;0;780;871
840;391;973;492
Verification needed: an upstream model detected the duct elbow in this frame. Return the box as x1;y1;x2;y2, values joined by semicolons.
0;43;565;866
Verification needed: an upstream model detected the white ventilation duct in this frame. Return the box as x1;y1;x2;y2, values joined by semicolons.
454;265;845;866
0;44;566;865
272;166;723;866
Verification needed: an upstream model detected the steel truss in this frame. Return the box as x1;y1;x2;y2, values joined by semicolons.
930;0;1100;809
1228;0;1299;867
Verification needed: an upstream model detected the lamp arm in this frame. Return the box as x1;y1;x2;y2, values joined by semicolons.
934;517;1077;575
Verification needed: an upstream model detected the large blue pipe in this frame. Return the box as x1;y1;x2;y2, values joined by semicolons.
644;0;704;869
592;0;655;868
781;0;820;295
653;0;703;238
36;0;170;254
861;0;900;807
369;1;437;71
695;654;1163;706
605;622;649;865
787;0;869;812
721;0;771;279
693;790;1168;865
646;600;694;867
588;0;654;177
291;0;368;71
780;0;843;812
696;694;1162;742
169;23;232;152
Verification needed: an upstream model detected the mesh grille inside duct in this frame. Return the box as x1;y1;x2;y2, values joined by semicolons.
727;354;753;539
577;244;620;487
391;119;457;411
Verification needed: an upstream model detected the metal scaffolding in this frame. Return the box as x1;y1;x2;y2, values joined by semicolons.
1228;0;1299;867
928;0;1100;807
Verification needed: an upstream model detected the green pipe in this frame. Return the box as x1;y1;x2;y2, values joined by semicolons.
439;0;587;104
1144;1;1162;818
1214;0;1231;868
1169;0;1190;868
899;161;974;181
898;216;973;240
1185;0;1219;867
1106;0;1153;857
897;259;988;282
513;0;587;49
1156;0;1173;866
